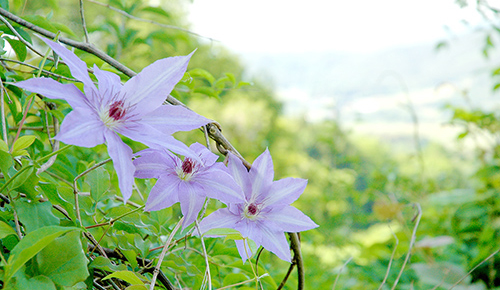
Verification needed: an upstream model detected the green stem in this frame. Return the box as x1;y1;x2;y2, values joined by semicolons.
0;165;32;194
36;144;71;163
85;205;145;229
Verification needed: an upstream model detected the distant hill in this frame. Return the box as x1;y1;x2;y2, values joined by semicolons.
237;32;500;147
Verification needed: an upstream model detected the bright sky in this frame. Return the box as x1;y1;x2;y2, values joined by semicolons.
188;0;486;53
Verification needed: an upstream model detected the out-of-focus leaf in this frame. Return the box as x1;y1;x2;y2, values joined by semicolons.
193;87;219;99
188;68;215;84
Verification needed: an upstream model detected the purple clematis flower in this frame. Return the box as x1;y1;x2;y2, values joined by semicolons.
133;143;245;229
12;37;210;201
198;149;318;262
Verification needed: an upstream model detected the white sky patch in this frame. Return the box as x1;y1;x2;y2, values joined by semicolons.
188;0;485;53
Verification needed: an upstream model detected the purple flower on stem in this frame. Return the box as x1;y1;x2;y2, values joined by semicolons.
133;143;245;229
12;37;210;201
198;149;318;262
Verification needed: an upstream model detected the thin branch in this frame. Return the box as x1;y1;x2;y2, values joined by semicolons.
0;58;80;82
391;203;422;290
79;0;89;43
0;8;137;78
0;80;7;143
378;225;399;290
449;247;500;289
73;158;112;226
85;0;216;41
150;217;183;290
289;232;304;289
195;220;212;290
332;257;353;290
0;14;45;58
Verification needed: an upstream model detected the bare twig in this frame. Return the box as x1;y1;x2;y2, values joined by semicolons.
289;232;304;289
449;247;500;289
0;58;80;82
0;8;136;78
195;220;212;290
0;80;7;143
332;257;353;290
85;0;216;41
0;14;45;58
391;203;422;290
79;0;89;43
150;217;183;290
73;158;112;226
378;225;399;290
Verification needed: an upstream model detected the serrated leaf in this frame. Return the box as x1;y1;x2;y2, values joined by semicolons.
37;231;89;286
3;226;81;285
104;271;145;285
5;38;26;62
15;199;59;233
12;135;36;152
0;221;17;239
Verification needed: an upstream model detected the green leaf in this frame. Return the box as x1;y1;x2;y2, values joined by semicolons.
0;139;8;151
0;0;9;10
5;38;27;62
0;149;12;178
188;68;216;84
125;286;148;290
12;167;40;200
494;83;500;91
15;199;59;233
140;6;171;18
9;166;34;191
193;87;219;99
37;231;89;286
203;227;242;237
3;226;81;285
88;256;127;272
103;271;145;285
84;166;110;202
12;135;36;152
21;16;75;36
0;220;17;239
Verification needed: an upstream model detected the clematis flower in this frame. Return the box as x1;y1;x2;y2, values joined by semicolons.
12;36;210;201
198;149;318;262
133;143;245;229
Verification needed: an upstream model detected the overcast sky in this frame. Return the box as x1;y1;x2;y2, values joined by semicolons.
188;0;487;53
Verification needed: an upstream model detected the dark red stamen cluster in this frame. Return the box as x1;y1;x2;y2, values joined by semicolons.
109;100;126;120
182;158;195;174
247;203;258;215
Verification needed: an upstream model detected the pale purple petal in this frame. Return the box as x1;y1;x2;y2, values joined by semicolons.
178;182;206;229
249;148;274;201
39;37;97;94
227;153;252;200
265;206;318;232
257;224;291;262
133;148;177;179
104;131;134;201
117;123;200;161
198;208;241;235
235;239;259;263
189;142;218;166
144;175;181;211
195;169;245;203
261;178;307;207
121;52;194;115
55;109;105;147
93;64;122;102
140;105;211;135
13;78;89;109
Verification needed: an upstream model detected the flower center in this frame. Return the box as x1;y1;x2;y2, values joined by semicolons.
177;158;198;181
108;100;126;120
182;158;194;174
243;202;261;220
